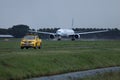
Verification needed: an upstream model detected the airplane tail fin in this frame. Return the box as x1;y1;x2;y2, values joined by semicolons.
71;18;74;29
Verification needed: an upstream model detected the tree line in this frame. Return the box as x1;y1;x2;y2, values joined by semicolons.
0;24;120;39
0;24;29;38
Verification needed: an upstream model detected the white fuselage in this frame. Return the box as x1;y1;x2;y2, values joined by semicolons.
56;29;75;37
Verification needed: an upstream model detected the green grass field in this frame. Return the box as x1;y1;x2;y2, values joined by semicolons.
0;39;120;80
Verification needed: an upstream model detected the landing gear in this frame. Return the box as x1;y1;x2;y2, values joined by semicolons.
57;35;61;41
71;35;75;41
57;38;61;41
71;38;75;41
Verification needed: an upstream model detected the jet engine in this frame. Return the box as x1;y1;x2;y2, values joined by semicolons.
74;34;80;39
49;34;55;39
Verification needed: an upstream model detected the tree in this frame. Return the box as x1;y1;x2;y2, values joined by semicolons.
0;28;8;34
8;24;30;38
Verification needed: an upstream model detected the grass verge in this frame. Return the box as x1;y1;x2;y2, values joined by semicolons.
0;39;120;80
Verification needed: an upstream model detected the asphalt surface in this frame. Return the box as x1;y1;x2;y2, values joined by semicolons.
28;66;120;80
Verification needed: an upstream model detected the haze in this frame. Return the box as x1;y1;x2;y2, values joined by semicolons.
0;0;120;29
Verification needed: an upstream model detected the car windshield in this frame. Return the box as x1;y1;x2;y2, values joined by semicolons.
24;35;35;40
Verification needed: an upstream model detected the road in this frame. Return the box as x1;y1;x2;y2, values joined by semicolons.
28;66;120;80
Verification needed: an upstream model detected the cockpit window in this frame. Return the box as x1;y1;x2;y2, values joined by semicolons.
24;35;35;40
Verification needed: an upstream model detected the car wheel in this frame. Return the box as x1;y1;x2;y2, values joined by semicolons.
38;46;41;49
26;47;29;49
21;47;24;49
34;47;36;49
38;43;42;49
34;43;37;49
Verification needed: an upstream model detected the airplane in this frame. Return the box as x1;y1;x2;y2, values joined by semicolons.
29;28;108;41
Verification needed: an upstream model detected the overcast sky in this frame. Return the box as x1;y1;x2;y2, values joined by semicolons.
0;0;120;29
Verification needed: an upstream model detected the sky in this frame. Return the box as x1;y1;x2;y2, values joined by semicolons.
0;0;120;29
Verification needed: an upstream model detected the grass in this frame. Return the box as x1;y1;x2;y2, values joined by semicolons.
0;39;120;80
79;72;120;80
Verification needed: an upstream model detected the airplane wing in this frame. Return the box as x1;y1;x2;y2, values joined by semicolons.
37;31;55;35
77;30;108;35
28;30;55;35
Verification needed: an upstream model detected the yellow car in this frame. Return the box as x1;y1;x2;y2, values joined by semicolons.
20;35;42;49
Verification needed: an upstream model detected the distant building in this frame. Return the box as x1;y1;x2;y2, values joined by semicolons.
0;35;14;38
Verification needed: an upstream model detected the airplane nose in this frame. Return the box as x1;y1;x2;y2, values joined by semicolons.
56;31;61;35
